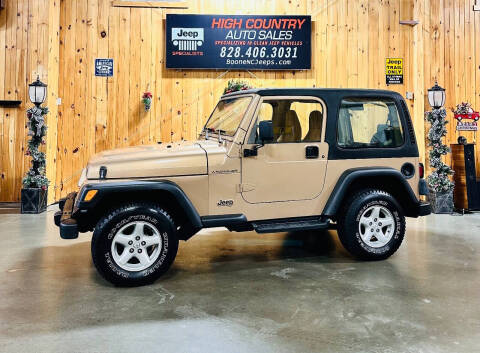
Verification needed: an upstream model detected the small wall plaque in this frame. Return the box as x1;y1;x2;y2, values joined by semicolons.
95;58;114;77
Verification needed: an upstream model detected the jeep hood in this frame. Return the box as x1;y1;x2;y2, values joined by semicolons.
85;140;226;179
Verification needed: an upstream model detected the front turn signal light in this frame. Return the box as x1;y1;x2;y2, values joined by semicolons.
83;190;98;202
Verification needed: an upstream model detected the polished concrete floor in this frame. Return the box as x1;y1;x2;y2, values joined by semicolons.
1;208;480;353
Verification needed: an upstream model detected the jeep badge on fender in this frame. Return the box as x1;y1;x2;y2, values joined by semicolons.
55;88;431;287
217;200;234;207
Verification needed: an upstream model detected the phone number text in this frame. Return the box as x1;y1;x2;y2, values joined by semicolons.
219;46;299;59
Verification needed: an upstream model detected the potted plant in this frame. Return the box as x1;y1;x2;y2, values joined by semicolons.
21;77;49;214
142;91;152;112
425;107;454;213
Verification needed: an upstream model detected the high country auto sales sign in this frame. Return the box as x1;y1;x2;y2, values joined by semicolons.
166;14;311;70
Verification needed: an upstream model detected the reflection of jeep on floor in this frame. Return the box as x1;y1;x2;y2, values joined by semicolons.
55;88;431;286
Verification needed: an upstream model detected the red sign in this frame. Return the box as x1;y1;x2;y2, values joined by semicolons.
455;112;479;131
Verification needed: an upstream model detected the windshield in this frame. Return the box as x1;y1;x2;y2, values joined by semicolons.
202;97;252;137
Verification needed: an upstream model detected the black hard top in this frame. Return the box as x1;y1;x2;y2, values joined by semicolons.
222;87;403;99
221;87;418;160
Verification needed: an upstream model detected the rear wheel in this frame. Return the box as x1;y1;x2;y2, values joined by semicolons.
337;189;405;260
91;202;178;286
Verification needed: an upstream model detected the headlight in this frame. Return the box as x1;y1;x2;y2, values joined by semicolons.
78;168;87;187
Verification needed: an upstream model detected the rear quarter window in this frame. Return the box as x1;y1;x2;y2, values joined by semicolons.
337;98;404;148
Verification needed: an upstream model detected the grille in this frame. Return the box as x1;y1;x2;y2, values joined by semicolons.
178;40;198;51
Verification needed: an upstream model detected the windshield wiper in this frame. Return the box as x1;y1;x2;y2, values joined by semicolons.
216;129;227;143
203;127;227;139
201;127;215;140
205;127;226;134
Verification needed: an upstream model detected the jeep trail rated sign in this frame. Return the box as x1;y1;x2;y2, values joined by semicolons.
385;58;403;84
165;14;311;70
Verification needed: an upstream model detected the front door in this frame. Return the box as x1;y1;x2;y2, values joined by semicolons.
241;97;328;204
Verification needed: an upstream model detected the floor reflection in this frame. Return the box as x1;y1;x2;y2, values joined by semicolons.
1;212;480;353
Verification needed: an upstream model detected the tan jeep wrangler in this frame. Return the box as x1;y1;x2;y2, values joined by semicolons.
55;88;431;286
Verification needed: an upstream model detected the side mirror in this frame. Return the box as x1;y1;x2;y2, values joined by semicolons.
243;120;274;158
258;120;274;144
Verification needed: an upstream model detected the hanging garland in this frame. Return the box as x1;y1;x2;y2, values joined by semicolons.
23;106;49;190
223;79;252;95
425;107;454;193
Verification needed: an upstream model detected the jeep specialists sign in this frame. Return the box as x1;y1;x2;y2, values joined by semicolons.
166;14;311;70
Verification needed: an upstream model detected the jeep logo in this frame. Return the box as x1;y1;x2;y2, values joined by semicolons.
217;199;234;207
172;28;204;51
176;29;199;39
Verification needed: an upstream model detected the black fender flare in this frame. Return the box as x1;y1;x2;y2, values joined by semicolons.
322;167;419;217
76;180;203;229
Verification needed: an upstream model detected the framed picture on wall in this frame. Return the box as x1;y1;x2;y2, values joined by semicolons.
0;0;5;10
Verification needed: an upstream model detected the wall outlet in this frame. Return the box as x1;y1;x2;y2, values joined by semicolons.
405;92;414;100
56;98;62;105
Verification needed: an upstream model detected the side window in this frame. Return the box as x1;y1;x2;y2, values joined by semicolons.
337;98;404;148
248;99;324;143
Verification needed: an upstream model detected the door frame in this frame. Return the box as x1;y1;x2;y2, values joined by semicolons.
240;95;329;204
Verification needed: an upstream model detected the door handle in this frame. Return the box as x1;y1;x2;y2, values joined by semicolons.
305;146;319;159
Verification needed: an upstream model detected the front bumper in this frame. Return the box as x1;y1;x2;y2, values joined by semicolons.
54;192;79;239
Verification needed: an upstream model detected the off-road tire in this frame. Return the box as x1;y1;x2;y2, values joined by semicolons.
91;202;178;287
337;189;405;260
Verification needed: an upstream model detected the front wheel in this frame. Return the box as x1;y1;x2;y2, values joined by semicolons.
337;189;405;260
91;203;178;287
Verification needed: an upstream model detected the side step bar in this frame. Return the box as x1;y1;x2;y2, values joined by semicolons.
199;214;332;234
252;218;329;234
